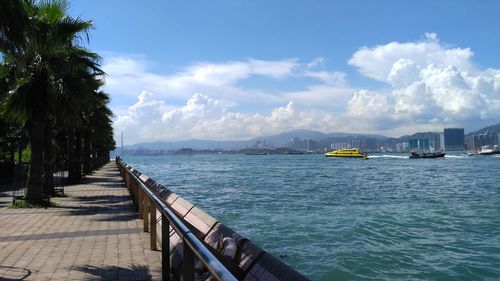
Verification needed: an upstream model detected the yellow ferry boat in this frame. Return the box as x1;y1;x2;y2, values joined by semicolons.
324;148;368;159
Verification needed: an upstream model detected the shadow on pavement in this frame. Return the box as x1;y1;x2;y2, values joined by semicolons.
0;265;32;280
74;264;151;280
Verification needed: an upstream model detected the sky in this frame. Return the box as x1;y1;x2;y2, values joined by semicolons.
69;0;500;145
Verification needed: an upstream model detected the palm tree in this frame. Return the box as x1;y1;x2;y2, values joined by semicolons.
0;0;103;203
0;0;29;52
82;88;108;174
0;0;29;163
59;70;104;183
83;90;115;173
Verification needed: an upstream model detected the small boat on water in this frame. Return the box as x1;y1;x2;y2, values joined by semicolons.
409;151;445;159
324;148;368;159
476;145;500;155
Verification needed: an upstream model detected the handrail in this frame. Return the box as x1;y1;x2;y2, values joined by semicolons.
117;158;238;281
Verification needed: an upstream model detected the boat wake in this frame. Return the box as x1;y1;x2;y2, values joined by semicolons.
369;155;408;159
444;155;467;159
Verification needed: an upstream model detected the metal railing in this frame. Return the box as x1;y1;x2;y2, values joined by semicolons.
116;158;237;281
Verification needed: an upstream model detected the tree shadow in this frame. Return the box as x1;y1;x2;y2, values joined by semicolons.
0;265;32;280
51;200;140;222
93;171;121;177
73;264;152;280
82;176;125;187
54;203;127;214
92;213;139;222
72;194;131;205
0;182;24;208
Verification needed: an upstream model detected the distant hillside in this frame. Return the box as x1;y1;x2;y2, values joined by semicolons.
125;139;250;150
467;123;500;136
251;130;388;147
250;129;329;147
123;129;390;151
325;132;388;139
113;122;500;155
398;132;438;142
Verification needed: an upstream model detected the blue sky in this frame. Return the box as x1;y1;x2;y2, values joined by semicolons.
70;1;500;144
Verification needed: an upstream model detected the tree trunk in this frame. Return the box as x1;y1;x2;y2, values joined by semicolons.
67;130;77;183
18;140;22;164
91;148;97;171
82;131;91;174
68;130;82;183
26;120;44;204
9;143;15;163
75;131;82;178
43;125;54;195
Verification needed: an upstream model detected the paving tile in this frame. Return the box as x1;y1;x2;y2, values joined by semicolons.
0;163;162;281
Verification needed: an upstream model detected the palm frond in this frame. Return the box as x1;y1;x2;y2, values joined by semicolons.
35;0;68;23
2;77;31;125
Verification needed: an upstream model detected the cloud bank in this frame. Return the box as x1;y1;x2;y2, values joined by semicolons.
108;33;500;144
347;33;500;131
115;91;353;142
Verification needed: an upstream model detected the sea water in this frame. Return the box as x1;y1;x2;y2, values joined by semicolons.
123;154;500;280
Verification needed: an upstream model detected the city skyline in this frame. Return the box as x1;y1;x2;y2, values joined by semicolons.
69;1;500;145
117;122;500;154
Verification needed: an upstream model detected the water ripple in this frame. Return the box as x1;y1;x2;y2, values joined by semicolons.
125;154;500;280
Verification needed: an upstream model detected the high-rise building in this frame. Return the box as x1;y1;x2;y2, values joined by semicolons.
409;138;430;150
433;132;443;151
465;133;498;151
439;132;445;151
443;128;465;151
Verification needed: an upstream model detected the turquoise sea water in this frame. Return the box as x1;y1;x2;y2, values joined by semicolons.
123;154;500;280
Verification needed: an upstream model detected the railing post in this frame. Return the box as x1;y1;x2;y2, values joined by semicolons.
131;176;136;205
130;175;136;206
162;215;171;281
151;203;157;250
121;160;238;281
138;187;143;215
128;175;132;194
183;240;195;281
135;182;140;209
143;195;149;232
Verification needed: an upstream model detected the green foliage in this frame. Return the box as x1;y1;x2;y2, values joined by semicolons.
0;0;30;51
0;0;115;203
0;151;12;162
20;146;31;163
0;147;30;163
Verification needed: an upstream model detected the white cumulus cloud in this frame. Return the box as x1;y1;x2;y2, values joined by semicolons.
114;92;363;144
103;57;301;103
110;34;500;144
114;91;172;141
349;33;475;82
346;33;500;133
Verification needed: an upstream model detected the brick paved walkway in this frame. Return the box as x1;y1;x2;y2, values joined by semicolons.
0;163;162;280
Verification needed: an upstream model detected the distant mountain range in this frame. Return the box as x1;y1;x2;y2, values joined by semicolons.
125;139;246;150
397;132;439;142
467;123;500;136
120;123;500;152
248;129;387;146
123;129;389;151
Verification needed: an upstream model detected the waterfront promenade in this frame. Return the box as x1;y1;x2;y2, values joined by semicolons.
0;163;162;280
